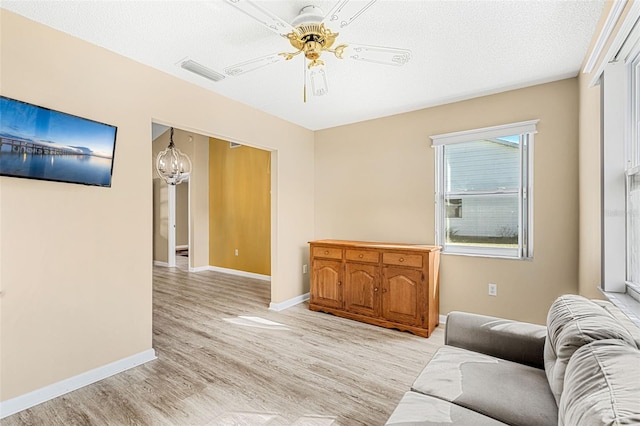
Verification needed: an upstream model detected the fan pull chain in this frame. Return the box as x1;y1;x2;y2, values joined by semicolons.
303;57;307;103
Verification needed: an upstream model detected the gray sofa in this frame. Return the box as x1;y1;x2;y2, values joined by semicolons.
386;295;640;425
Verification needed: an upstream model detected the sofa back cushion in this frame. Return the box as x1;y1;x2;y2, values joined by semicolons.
544;295;636;404
592;299;640;348
559;339;640;425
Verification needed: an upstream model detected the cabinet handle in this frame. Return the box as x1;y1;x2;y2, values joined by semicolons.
399;257;405;262
324;250;329;255
338;281;342;286
374;288;379;292
359;254;364;258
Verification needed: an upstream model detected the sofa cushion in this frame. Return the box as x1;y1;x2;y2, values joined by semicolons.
559;339;640;425
386;391;508;425
411;346;557;426
544;294;637;404
444;311;547;369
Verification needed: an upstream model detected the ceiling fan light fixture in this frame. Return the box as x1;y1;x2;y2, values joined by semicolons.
285;7;341;69
291;5;324;27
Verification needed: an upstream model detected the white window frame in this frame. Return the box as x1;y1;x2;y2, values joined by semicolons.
601;15;640;294
631;55;640;169
586;3;640;320
626;53;640;290
431;120;538;259
602;61;628;292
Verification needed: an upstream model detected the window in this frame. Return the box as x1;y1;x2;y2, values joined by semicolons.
432;120;538;258
591;5;640;317
601;17;640;296
627;54;640;288
629;172;640;286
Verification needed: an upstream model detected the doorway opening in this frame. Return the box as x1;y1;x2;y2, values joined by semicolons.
151;123;273;282
152;124;192;270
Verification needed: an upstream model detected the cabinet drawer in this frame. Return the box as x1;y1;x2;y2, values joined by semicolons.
383;252;423;268
345;249;379;263
312;246;343;260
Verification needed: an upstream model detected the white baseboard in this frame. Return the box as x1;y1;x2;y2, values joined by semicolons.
153;260;169;267
189;266;209;273
208;266;271;282
269;292;310;311
0;349;156;419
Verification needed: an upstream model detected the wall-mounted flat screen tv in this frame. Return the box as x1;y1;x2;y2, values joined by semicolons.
0;96;117;187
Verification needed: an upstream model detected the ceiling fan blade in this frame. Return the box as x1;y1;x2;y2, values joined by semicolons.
224;0;297;37
322;0;377;29
309;65;329;97
225;53;286;77
343;44;412;66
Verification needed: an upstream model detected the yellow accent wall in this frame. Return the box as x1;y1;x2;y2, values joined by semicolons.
209;138;271;275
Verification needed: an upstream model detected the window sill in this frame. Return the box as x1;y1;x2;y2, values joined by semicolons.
600;286;640;327
441;250;531;261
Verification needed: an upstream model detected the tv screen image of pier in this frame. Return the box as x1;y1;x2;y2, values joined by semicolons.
0;96;117;187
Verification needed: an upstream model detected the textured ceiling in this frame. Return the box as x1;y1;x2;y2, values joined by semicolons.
1;0;605;130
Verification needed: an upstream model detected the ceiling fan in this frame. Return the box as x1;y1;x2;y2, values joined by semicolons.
223;0;412;101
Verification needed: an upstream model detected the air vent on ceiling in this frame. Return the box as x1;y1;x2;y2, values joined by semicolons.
180;59;225;82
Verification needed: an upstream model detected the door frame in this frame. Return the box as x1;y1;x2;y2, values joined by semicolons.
167;178;190;268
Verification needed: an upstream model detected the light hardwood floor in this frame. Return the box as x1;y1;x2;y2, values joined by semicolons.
4;266;444;425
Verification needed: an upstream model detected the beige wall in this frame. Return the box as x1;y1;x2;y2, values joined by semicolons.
190;132;211;270
152;178;168;263
578;70;603;299
152;130;170;264
176;183;189;247
315;79;580;324
209;138;271;275
0;9;314;402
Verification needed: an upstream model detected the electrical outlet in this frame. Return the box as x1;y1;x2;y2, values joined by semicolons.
302;264;308;274
234;249;239;256
488;283;497;296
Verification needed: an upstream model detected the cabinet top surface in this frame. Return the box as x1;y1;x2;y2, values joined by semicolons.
310;239;441;252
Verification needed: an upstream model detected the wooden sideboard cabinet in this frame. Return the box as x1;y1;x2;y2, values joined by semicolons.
309;240;441;337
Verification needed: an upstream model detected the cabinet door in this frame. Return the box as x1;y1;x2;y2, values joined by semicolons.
310;259;343;309
382;267;423;326
345;263;379;317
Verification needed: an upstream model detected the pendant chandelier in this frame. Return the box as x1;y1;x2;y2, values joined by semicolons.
155;127;191;185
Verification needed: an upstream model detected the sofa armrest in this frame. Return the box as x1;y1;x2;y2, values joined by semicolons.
444;311;547;369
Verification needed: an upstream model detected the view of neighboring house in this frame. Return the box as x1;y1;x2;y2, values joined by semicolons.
445;137;520;246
